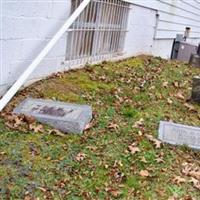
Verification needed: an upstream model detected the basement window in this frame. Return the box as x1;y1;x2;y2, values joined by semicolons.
66;0;130;62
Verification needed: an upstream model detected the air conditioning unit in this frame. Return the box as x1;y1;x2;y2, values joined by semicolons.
171;34;198;62
171;41;198;62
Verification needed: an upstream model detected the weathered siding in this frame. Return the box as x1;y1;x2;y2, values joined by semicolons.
128;0;200;39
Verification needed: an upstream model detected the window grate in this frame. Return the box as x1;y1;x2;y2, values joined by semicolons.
65;0;130;63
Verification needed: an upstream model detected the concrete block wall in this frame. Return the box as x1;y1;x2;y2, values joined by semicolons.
1;0;200;96
0;0;71;94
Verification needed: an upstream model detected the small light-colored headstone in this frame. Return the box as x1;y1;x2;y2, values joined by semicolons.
13;98;92;134
158;121;200;150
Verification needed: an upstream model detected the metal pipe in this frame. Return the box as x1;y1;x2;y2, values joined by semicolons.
0;0;91;111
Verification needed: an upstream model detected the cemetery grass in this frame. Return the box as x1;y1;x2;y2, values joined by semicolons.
0;56;200;199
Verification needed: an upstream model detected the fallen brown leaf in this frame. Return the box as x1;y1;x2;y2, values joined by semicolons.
146;134;162;148
172;176;186;185
184;103;196;112
129;146;140;154
6;114;24;128
128;143;140;154
108;122;119;130
13;116;23;127
84;123;93;131
139;170;149;177
29;124;44;133
155;158;164;163
173;81;179;88
0;151;6;155
168;196;177;200
182;163;200;180
107;188;121;198
132;118;144;128
162;81;168;88
175;91;185;100
75;152;86;162
23;115;36;124
37;186;47;192
167;98;173;105
141;156;148;163
24;195;32;200
190;177;200;190
48;129;65;137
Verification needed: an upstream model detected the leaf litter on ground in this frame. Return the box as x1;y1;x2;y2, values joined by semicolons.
0;55;200;199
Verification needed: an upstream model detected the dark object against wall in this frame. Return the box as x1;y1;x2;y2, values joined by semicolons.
189;54;200;67
191;76;200;103
197;44;200;56
171;41;197;62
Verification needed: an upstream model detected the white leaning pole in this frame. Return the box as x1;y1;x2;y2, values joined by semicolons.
0;0;91;112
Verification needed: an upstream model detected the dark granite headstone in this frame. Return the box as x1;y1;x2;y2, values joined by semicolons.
189;54;200;67
191;76;200;103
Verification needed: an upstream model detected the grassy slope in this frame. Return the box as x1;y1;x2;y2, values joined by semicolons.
0;56;200;200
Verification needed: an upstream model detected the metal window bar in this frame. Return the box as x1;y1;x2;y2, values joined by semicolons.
65;0;130;64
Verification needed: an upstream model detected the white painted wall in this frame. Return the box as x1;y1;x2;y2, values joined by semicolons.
1;0;200;95
124;2;189;59
124;0;200;58
0;0;71;94
124;5;156;56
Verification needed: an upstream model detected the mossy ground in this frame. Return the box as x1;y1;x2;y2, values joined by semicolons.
0;56;200;199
